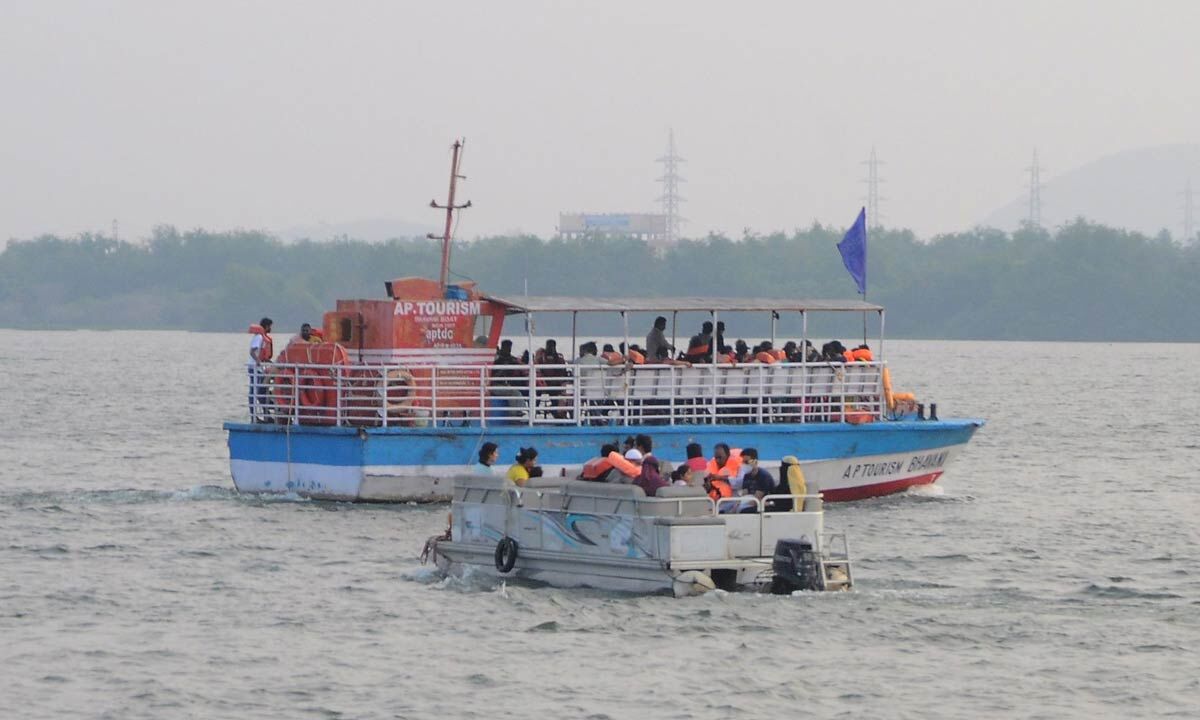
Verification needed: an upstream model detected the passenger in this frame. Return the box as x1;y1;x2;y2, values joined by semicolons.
775;455;807;511
634;456;668;497
309;327;324;342
782;341;799;362
852;344;874;361
738;448;777;513
506;446;540;487
634;434;655;461
601;343;624;365
579;443;619;481
622;435;637;453
297;323;318;344
715;321;728;355
802;340;821;362
535;338;568;392
705;443;743;493
645;316;672;362
472;442;499;475
247;317;274;421
684;322;713;363
670;465;693;487
495;339;518;365
535;338;567;367
626;344;646;364
821;340;848;363
684;443;708;481
575;341;601;365
734;339;751;363
753;341;778;364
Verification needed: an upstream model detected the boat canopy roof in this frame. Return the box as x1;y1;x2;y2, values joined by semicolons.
483;295;884;315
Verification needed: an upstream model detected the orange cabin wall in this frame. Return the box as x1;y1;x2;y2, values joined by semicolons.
320;277;507;355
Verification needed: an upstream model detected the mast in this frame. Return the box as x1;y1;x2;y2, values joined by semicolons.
430;139;472;291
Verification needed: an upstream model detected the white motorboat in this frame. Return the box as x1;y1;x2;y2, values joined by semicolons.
426;475;852;597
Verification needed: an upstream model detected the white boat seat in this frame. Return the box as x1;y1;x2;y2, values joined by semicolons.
524;477;568;489
651;515;725;526
656;485;706;498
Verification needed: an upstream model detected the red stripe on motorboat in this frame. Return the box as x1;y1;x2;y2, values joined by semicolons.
823;471;944;502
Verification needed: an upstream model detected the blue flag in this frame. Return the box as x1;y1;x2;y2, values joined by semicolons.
837;207;867;295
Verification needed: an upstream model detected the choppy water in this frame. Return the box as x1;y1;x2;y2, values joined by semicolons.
2;330;1198;719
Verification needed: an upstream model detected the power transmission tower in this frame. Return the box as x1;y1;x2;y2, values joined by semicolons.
657;129;686;243
1183;178;1195;244
1026;149;1044;228
861;147;885;230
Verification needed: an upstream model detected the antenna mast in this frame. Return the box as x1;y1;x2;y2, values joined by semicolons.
429;139;472;291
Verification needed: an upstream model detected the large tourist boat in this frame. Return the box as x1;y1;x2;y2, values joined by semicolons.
223;141;984;502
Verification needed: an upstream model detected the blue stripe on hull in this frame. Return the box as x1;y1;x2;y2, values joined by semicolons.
225;420;983;467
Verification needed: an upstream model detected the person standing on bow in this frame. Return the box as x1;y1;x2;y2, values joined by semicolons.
248;317;274;421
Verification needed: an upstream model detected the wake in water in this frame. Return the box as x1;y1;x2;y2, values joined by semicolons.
0;484;310;508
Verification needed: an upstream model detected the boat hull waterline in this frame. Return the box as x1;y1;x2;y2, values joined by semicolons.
225;419;982;502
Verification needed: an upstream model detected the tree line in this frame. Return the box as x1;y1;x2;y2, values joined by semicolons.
1;221;1197;341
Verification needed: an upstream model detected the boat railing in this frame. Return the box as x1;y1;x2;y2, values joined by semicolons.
244;360;886;428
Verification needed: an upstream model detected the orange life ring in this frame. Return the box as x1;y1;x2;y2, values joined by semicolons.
272;342;350;425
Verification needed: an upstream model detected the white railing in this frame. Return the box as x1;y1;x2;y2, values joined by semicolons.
244;361;886;428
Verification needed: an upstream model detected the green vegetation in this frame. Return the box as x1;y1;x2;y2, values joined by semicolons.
1;221;1197;340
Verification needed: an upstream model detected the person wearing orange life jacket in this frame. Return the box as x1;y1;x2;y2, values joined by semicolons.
752;341;778;364
851;344;874;361
698;440;733;501
684;321;713;363
579;443;619;481
600;344;624;365
247;317;274;421
705;443;744;509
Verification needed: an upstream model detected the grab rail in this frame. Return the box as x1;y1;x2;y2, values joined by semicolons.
243;360;886;429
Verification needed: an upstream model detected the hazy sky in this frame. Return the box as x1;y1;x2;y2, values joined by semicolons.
2;1;1198;244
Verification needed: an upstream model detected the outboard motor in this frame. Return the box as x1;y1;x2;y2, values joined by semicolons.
770;537;824;594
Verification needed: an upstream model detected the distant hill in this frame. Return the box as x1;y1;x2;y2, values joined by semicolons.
279;217;436;243
982;144;1200;241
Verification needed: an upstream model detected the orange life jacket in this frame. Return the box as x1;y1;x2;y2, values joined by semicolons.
842;350;855;363
258;333;274;364
706;449;743;478
607;450;641;477
707;478;733;502
601;351;624;365
852;347;874;361
771;349;787;361
581;457;614;480
684;342;710;362
627;349;645;364
754;351;777;364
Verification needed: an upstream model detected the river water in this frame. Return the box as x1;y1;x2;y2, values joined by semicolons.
1;330;1197;719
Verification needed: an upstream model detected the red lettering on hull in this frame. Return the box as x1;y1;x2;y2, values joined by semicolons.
823;471;944;502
